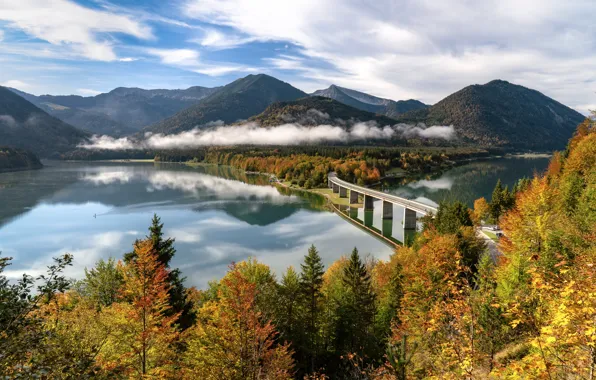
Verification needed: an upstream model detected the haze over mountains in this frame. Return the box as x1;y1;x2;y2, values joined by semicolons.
9;86;219;136
0;74;587;157
0;86;89;157
312;85;428;117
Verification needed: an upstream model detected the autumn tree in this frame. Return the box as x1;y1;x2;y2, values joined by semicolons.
473;197;490;225
98;239;180;377
184;264;294;379
126;214;195;330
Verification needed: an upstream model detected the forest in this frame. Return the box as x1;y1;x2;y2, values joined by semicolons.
156;146;490;187
0;116;594;379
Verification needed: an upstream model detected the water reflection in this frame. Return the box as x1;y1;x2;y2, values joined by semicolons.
382;157;551;206
0;162;391;288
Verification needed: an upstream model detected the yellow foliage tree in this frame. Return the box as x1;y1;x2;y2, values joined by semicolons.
183;264;294;379
97;239;180;378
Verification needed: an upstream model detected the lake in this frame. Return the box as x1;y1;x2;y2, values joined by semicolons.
0;156;550;288
381;156;552;207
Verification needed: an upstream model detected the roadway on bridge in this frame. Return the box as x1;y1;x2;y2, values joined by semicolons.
327;172;438;215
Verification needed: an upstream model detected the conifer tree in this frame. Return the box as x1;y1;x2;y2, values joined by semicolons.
490;179;504;222
339;247;376;355
125;214;195;329
299;245;325;373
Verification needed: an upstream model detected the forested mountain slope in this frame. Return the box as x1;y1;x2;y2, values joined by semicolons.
0;86;89;157
396;80;585;150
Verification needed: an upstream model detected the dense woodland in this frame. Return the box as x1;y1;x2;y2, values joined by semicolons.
156;146;489;187
0;116;594;378
0;147;42;172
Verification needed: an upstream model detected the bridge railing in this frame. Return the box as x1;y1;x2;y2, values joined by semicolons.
328;172;437;215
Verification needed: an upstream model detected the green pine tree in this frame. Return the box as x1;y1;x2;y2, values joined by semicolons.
490;179;504;222
339;247;376;355
299;244;325;373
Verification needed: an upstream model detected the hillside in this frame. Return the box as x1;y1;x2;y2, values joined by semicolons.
0;146;42;172
311;85;428;116
0;86;89;157
250;96;397;126
9;86;219;136
144;74;308;135
396;80;585;150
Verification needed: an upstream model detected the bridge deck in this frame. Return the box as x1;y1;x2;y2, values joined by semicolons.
328;172;437;215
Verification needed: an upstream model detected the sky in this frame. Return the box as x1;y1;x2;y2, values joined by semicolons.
0;0;595;114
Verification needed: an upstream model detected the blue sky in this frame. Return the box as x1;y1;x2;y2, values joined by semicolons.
0;0;595;114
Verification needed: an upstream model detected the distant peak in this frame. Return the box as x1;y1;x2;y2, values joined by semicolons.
486;79;511;86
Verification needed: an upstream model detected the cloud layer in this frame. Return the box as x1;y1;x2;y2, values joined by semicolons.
79;121;455;150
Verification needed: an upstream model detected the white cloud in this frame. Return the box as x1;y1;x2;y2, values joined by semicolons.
192;28;262;49
79;121;455;150
1;79;29;89
146;47;257;76
77;88;101;96
147;48;200;66
183;0;596;113
118;57;138;62
0;29;4;41
0;0;152;61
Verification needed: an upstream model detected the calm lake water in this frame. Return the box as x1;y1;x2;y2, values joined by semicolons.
0;157;550;288
382;156;551;207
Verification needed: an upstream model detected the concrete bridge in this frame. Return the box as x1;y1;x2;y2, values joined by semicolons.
327;172;437;230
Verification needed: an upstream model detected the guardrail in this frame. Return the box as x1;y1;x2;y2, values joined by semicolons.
328;172;437;215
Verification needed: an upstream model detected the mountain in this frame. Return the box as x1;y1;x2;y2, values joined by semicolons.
251;96;397;126
311;85;428;117
9;86;219;136
144;74;308;135
395;80;585;150
0;86;89;157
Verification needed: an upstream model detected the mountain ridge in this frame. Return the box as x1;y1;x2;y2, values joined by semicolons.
311;84;428;117
395;79;585;149
143;74;308;135
8;85;220;136
0;86;89;157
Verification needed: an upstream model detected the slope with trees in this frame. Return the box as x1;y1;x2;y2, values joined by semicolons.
9;86;219;135
0;146;42;172
0;86;89;157
144;74;307;135
396;79;585;150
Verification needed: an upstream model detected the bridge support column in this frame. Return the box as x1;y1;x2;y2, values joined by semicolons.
349;207;358;220
339;186;347;198
382;201;393;219
350;190;359;204
364;195;374;211
403;208;417;230
328;178;332;188
332;183;339;193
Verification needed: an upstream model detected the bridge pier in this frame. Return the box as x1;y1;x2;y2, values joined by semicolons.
332;183;339;193
403;208;417;230
350;190;359;204
364;194;374;211
328;178;332;188
382;201;393;219
364;210;373;227
339;186;347;198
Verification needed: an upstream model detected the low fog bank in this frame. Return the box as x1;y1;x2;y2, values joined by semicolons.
79;120;456;150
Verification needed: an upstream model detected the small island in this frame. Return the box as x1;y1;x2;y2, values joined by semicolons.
0;147;43;172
